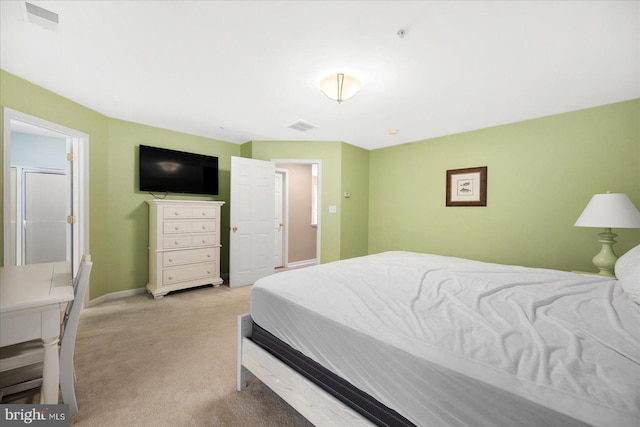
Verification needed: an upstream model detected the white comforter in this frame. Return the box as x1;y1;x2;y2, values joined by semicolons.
251;251;640;426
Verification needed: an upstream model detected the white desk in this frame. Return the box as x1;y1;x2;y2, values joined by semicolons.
0;262;74;404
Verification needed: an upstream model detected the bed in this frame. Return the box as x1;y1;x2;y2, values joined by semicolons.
237;248;640;427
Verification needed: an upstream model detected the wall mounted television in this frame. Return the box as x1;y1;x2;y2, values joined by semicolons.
139;145;219;195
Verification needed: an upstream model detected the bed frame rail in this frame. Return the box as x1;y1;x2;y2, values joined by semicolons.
237;313;374;426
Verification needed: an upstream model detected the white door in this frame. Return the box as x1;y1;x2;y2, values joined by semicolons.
274;170;286;268
229;157;275;287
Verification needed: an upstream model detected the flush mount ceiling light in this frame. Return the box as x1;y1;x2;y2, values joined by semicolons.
319;73;360;103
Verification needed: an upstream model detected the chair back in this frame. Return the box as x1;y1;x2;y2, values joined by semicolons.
59;254;92;417
61;255;92;349
63;255;90;323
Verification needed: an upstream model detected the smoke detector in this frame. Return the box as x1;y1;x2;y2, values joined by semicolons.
23;2;59;32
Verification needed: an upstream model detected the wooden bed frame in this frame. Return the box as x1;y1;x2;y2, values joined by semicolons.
237;313;375;426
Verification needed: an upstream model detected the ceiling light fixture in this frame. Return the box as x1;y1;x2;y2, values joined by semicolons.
319;73;360;103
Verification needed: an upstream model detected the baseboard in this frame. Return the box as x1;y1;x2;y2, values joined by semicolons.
87;288;147;307
286;259;317;269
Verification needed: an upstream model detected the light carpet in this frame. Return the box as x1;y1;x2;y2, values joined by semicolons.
68;284;313;426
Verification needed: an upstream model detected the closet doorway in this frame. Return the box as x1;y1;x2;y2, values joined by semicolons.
273;159;321;269
2;108;89;278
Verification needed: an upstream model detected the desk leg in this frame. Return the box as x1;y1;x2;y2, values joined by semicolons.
41;336;60;404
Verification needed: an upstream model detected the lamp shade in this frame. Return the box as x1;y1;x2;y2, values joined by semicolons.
319;73;360;103
574;193;640;228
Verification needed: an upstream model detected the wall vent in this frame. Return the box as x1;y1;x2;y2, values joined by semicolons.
24;2;59;31
288;120;318;132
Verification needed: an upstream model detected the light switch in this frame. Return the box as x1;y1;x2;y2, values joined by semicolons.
329;205;337;213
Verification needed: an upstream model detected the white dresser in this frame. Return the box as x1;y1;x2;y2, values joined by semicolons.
146;199;225;298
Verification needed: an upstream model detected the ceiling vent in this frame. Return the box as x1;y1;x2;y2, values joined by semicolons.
288;120;318;132
23;2;59;31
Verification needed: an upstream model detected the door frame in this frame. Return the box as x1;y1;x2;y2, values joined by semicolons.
2;108;90;278
272;159;322;265
275;168;289;268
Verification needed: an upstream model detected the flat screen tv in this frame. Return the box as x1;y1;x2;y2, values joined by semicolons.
139;145;219;195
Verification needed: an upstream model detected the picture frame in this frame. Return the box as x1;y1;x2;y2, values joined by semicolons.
446;166;487;207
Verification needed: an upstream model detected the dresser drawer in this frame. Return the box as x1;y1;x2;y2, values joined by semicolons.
163;220;216;234
163;248;216;267
162;234;216;249
163;206;192;219
192;207;217;219
162;264;216;285
191;235;216;246
190;220;216;233
163;206;218;220
163;236;192;249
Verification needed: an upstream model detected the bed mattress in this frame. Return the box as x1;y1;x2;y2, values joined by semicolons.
250;321;415;426
250;251;640;427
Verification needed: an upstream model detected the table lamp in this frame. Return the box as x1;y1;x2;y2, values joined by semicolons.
574;192;640;276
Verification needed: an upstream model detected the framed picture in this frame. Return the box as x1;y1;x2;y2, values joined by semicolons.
446;166;487;207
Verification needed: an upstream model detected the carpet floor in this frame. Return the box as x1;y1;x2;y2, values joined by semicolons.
67;284;312;426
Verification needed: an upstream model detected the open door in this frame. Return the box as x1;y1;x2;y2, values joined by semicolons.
229;157;275;287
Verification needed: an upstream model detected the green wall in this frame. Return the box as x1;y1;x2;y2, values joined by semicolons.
369;99;640;273
1;70;111;300
106;119;237;295
341;143;369;259
3;69;638;300
0;70;240;299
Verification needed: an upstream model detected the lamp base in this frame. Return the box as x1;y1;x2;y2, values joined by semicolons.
591;228;618;277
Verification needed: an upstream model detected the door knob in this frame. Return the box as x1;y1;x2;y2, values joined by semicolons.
232;226;238;233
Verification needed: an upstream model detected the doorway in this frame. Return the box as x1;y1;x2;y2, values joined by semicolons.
2;108;89;278
273;160;320;269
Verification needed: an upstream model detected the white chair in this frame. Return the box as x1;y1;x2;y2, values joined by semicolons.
0;255;92;416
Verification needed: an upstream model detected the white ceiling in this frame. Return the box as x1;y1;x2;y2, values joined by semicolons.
1;1;638;150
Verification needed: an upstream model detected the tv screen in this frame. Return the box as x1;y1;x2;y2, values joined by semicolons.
139;145;219;195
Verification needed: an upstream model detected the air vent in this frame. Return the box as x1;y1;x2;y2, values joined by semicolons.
288;120;318;132
24;2;59;31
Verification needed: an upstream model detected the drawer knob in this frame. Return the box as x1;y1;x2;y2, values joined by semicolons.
202;225;206;230
168;258;173;262
168;276;173;280
175;226;180;230
207;254;211;258
202;212;206;216
174;211;179;216
202;240;206;243
174;241;179;245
